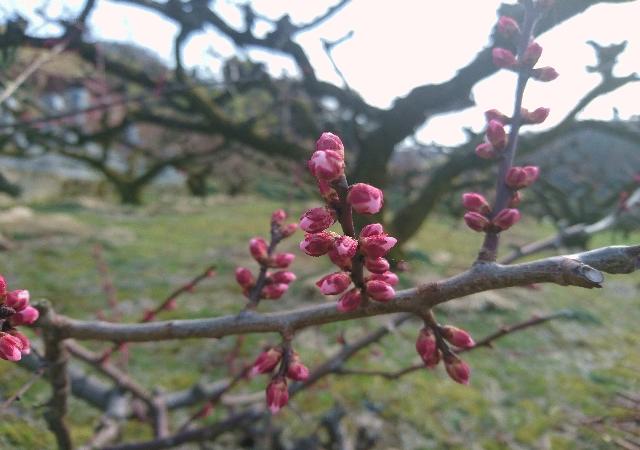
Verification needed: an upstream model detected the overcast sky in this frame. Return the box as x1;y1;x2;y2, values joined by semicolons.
6;0;640;145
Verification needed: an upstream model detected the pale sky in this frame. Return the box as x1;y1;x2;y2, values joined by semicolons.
6;0;640;146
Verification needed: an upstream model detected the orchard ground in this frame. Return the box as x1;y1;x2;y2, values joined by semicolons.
0;194;638;449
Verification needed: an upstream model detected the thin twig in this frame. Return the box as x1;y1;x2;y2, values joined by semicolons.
0;368;45;413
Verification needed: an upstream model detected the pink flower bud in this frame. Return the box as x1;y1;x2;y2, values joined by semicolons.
365;280;395;302
280;223;298;238
368;271;399;286
444;354;471;385
272;253;295;268
235;267;254;288
317;179;339;203
266;377;289;414
0;275;6;296
475;142;498;159
521;42;542;67
531;66;559;82
492;48;517;68
359;223;384;238
486;120;507;150
316;132;344;158
441;326;475;349
364;257;390;274
462;193;491;215
334;235;358;258
271;271;296;284
10;306;39;326
8;330;30;355
271;209;287;225
286;352;309;381
360;234;398;258
0;333;23;361
5;290;29;311
249;237;269;263
416;328;439;368
484;109;509;124
250;347;283;376
347;183;384;215
299;207;336;233
522;107;550;125
463;212;490;232
508;191;522;207
308;150;345;181
505;166;539;189
492;208;521;231
262;283;289;300
497;16;520;37
300;232;335;257
336;288;362;312
316;272;352;295
328;248;352;271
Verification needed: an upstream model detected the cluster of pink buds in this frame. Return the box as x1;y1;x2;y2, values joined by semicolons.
0;275;38;362
467;6;557;235
235;210;297;302
300;132;399;312
250;345;309;414
415;323;474;384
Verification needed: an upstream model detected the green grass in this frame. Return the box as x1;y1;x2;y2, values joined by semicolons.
0;196;638;449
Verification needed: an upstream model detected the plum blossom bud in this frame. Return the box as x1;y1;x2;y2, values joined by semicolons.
497;16;520;37
364;257;390;274
485;109;509;124
8;330;30;355
271;209;287;225
334;236;358;258
368;271;399;286
235;267;254;288
492;208;521;231
486;120;507;150
316;272;352;295
475;142;498;159
286;352;309;381
271;271;296;284
249;238;269;263
250;347;283;376
522;107;550;124
337;288;362;312
272;253;295;268
300;232;334;257
317;179;339;203
5;290;29;311
464;212;490;232
444;354;471;385
416;328;439;368
505;166;539;189
521;42;542;67
360;234;397;258
299;207;336;233
280;223;298;238
316;132;344;158
365;280;395;302
0;333;23;361
308;150;345;181
10;306;39;326
492;48;517;68
0;275;6;296
262;283;289;300
328;248;352;271
441;326;475;349
508;191;522;207
531;66;559;82
462;193;491;215
347;183;384;214
266;377;289;414
360;223;384;238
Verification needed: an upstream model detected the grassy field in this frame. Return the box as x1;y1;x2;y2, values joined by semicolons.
0;195;638;449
